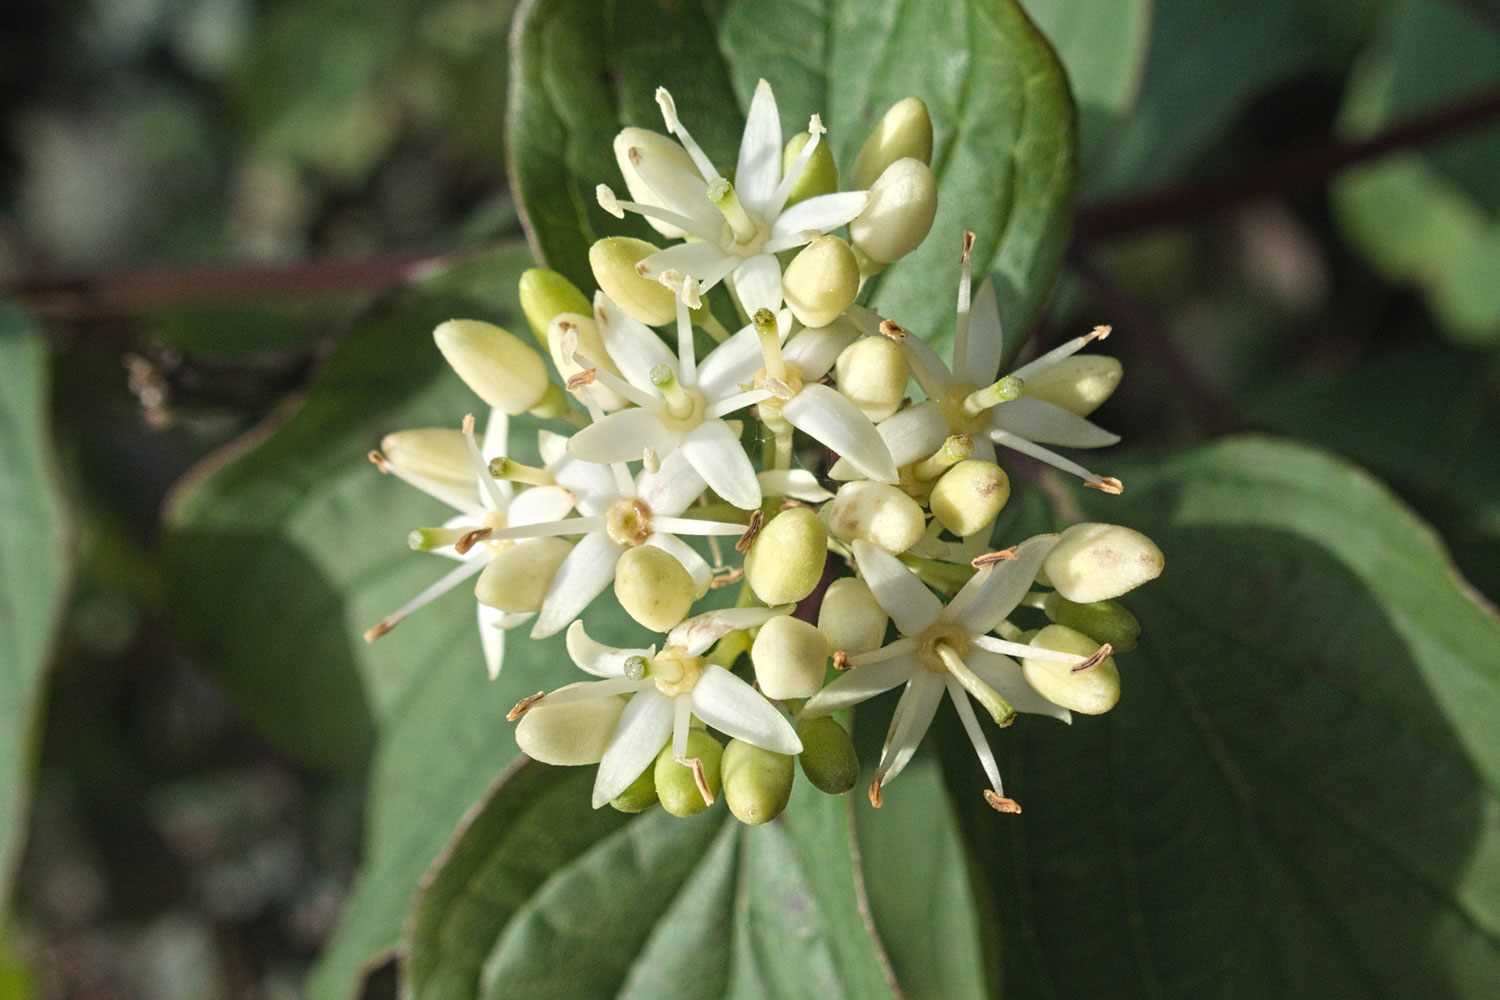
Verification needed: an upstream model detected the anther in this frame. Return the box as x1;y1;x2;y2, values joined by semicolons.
506;691;547;721
1070;643;1114;674
735;509;765;553
983;790;1022;814
1084;476;1124;495
877;320;908;340
455;528;493;556
363;617;398;642
971;546;1018;568
565;368;596;392
868;776;884;808
832;650;850;671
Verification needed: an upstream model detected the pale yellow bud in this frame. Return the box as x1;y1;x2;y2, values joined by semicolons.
1022;624;1121;715
817;578;887;655
848;158;937;264
475;537;573;612
1044;523;1164;604
745;507;828;606
834;336;909;421
782;236;860;329
589;237;677;327
751;616;830;699
851;97;933;190
824;481;926;554
614;545;697;632
929;460;1011;537
518;268;591;343
545;313;628;410
1022;356;1123;417
379;428;473;494
1043;592;1141;653
433;319;554;415
781;132;839;208
613;127;699;238
515;685;626;765
655;731;724;817
722;739;795;825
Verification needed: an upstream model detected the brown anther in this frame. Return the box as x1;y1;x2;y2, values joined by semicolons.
959;229;976;262
363;617;398;643
629;500;653;543
506;691;547;722
1071;643;1114;674
984;790;1022;814
368;450;390;472
1091;324;1112;341
735;509;765;553
877;320;909;340
709;567;745;589
455;527;494;555
832;650;851;671
628;147;643;166
971;546;1019;568
565;369;597;392
868;776;884;808
679;755;714;806
1085;476;1124;495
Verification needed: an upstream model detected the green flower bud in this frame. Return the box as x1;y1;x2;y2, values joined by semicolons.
1022;355;1123;417
614;127;699;239
515;684;626;765
817;577;888;655
518;268;592;343
614;545;697;632
929;460;1010;537
475;537;573;612
751;615;830;699
745;507;828;605
824;481;926;554
545;312;628;409
848;158;937;264
795;715;859;794
722;739;795;825
655;730;724;818
589;237;677;327
379;428;473;494
1043;592;1141;653
610;764;659;813
1022;624;1121;715
433;319;555;415
781;131;839;208
782;236;860;329
834;336;909;422
1044;523;1164;604
851;97;933;191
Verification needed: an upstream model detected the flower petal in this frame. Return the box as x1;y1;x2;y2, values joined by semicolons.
508;484;577;526
565;619;652;678
757;468;833;502
875;670;944;787
964;647;1071;723
829;400;947;479
944;673;1007;796
668;605;790;657
680;419;761;509
899;332;955;397
783;383;898;483
730;253;783;317
854;540;943;635
594;292;677;389
592;690;675;807
691;665;802;754
735;79;782;216
629;150;724;239
770;191;870;238
480;409;510;462
696;318;775;401
951;534;1059;636
567;408;673;464
634;447;707;516
782;320;859;380
477;603;508;679
990;397;1120;448
531;531;625;638
961;278;1005;385
800;653;916;717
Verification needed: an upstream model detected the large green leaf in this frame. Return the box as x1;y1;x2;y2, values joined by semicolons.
955;436;1500;998
0;306;70;898
509;0;1075;343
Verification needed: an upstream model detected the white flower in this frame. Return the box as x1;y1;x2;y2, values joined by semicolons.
800;536;1109;812
513;608;804;809
596;80;869;317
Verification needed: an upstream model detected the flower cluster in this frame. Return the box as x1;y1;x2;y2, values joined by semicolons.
366;82;1163;822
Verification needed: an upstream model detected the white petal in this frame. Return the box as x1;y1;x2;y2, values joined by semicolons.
853;540;942;636
592;691;675;807
961;278;1005;385
757;468;833;502
695;319;774;401
952;534;1060;636
990;397;1120;448
783;384;898;483
944;673;1006;796
595;292;677;389
567;409;673;464
634;242;734;289
801;653;916;717
530;532;625;638
508;484;577;526
680;420;761;509
635;448;707;515
848;636;918;667
705;388;772;420
480;409;510;462
668;605;790;657
477;603;507;679
875;670;944;786
629;151;724;239
646;532;712;594
691;665;802;754
735;80;782;216
770;191;870;237
565;619;652;679
830;400;947;479
899;333;955;397
550;452;621;516
730;253;783;317
782;321;859;380
964;647;1071;723
538;429;569;467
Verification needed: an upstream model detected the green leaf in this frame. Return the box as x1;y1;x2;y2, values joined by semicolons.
0;306;70;899
509;0;1075;343
960;436;1500;998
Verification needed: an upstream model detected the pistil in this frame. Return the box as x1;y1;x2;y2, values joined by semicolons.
707;177;761;246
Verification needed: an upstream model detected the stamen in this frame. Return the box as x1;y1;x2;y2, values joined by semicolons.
868;776;884;808
962;376;1025;419
935;644;1016;727
707;177;760;245
754;308;786;382
913;435;974;481
488;456;554;486
642;448;660;474
595;184;624;218
735;508;764;552
990;428;1120;491
363;557;487;642
1085;477;1124;495
1008;324;1113;383
832;650;850;671
569;350;657;409
971;546;1018;568
984;790;1022;814
877;320;908;340
650;363;695;419
454;527;493;556
709;566;743;589
953;231;976;377
462;414;509;513
766;114;827;217
654;267;702;309
506;691;547;721
675;294;697;388
1071;643;1114;674
655;87;719;183
678;755;715;806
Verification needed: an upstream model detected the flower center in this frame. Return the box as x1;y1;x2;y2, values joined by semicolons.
707;177;770;255
604;498;654;546
648;647;704;697
937;381;992;436
753;361;804;405
917;622;972;673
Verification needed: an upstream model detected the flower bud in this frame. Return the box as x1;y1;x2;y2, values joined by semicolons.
781;131;839;207
848;158;937;264
610;764;659;813
614;545;697;632
824;481;926;554
515;684;626;765
1044;523;1164;604
379;428;473;494
518;268;592;343
929;460;1010;537
545;312;628;409
834;336;909;422
614;127;699;238
1022;356;1123;417
751;616;830;699
475;537;573;612
782;236;860;329
722;739;795;825
795;715;858;794
1022;624;1121;715
851;97;933;190
655;731;724;817
589;237;677;327
433;319;555;415
744;507;827;605
1043;592;1141;653
817;578;887;655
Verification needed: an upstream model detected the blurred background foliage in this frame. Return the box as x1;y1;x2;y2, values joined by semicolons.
0;0;1498;997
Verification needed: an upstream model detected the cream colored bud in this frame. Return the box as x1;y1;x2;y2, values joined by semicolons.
379;428;473;494
1043;592;1141;653
433;319;553;415
545;313;628;409
610;765;658;813
515;685;626;765
589;237;677;326
782;236;860;329
795;715;859;794
848;158;937;264
613;127;699;238
745;507;828;606
475;537;573;612
1022;624;1121;715
851;97;933;190
824;481;926;554
614;545;697;632
817;578;887;655
1022;356;1123;417
835;336;909;421
1044;523;1164;604
751;616;830;700
655;731;724;817
518;268;592;343
781;131;839;207
722;739;795;825
929;460;1011;537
